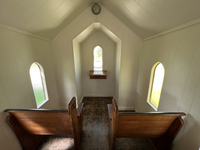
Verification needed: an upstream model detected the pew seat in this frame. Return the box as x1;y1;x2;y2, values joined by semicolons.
5;97;84;150
107;98;186;150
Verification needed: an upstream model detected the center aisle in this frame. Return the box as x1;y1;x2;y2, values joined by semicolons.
82;97;112;150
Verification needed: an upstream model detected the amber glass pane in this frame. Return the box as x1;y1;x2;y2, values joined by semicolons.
150;63;164;108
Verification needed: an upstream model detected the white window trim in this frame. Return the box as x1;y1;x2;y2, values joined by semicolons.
37;99;48;109
147;62;164;111
93;45;103;71
147;101;158;111
30;62;49;108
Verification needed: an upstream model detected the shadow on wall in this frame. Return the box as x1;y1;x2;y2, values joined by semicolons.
0;112;22;149
135;91;180;112
171;114;196;150
158;91;180;111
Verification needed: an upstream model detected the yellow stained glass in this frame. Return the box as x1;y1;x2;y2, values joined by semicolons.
150;63;164;108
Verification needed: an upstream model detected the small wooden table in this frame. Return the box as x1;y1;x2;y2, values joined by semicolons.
89;70;107;79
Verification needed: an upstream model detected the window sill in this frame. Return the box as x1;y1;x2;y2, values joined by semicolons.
37;99;48;108
89;70;107;79
147;101;158;111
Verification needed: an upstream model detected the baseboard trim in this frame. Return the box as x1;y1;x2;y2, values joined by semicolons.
83;95;113;98
60;107;68;110
118;106;135;110
80;96;84;103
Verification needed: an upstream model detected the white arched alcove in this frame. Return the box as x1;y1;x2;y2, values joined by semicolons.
73;22;121;102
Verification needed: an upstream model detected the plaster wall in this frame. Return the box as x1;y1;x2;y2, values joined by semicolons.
81;31;115;96
114;41;122;101
73;40;83;104
0;27;59;150
52;4;142;109
136;23;200;150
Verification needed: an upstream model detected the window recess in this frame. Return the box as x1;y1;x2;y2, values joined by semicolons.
30;62;49;108
90;46;107;79
147;62;165;111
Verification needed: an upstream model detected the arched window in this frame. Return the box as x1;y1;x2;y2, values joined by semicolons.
93;46;103;70
147;62;165;111
30;62;48;108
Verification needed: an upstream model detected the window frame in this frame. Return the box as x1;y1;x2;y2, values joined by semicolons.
93;45;103;71
147;62;165;111
30;62;49;108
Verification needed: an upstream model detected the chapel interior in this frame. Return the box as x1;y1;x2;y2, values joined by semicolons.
1;0;200;150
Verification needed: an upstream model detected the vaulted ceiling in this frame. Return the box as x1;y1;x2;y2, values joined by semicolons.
1;0;200;40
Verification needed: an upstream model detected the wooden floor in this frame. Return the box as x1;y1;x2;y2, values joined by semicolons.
37;97;155;150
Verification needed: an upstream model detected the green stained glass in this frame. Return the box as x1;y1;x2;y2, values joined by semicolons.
30;63;48;108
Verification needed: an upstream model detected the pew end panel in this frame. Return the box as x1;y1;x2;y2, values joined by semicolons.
68;97;77;116
70;101;84;150
6;114;43;150
77;102;84;143
107;99;118;150
151;117;184;150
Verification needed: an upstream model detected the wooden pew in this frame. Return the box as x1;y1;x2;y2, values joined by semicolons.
4;97;84;150
107;98;186;150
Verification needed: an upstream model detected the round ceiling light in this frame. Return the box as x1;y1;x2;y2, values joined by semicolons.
91;3;101;15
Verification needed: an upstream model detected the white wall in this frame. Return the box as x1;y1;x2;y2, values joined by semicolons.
114;41;121;101
81;31;115;96
136;23;200;150
0;27;59;149
73;40;83;104
52;4;142;109
117;36;142;110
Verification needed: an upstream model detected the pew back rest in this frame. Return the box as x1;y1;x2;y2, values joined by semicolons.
110;98;185;139
108;98;186;150
6;109;73;135
117;112;185;138
5;97;84;150
5;97;78;135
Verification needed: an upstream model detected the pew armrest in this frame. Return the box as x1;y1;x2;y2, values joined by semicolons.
77;102;84;117
107;104;112;120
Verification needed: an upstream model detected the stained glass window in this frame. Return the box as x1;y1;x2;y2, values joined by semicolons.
30;62;48;108
147;63;165;111
94;46;103;70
